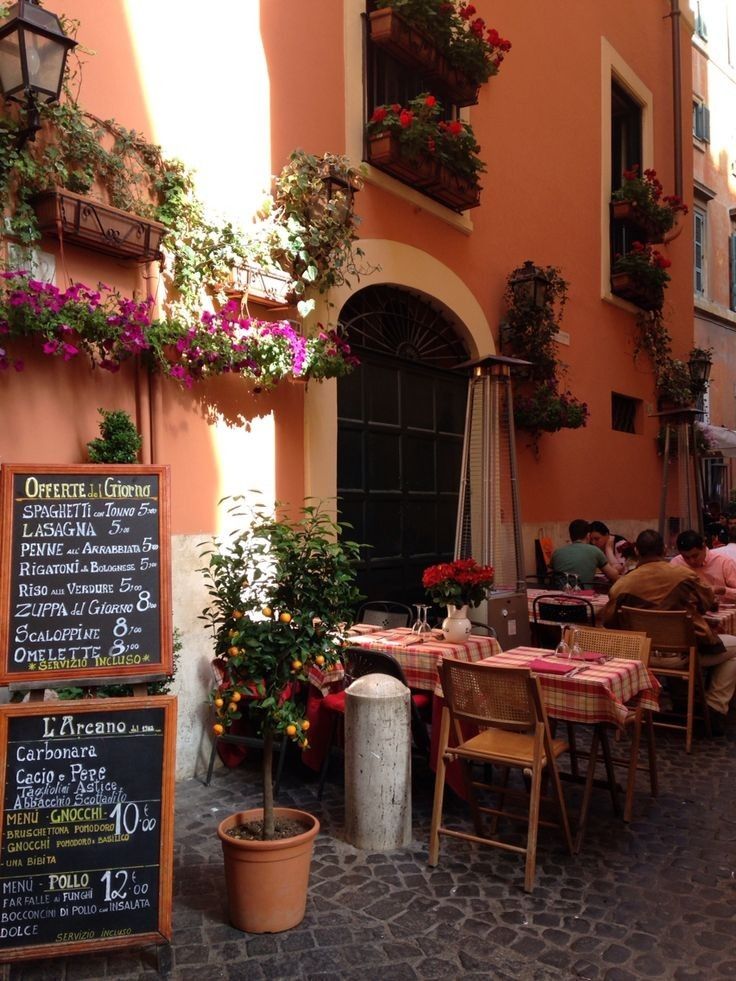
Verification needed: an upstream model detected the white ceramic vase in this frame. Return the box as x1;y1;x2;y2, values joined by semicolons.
442;604;471;643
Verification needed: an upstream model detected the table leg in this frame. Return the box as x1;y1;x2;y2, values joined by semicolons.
574;725;600;854
598;725;622;817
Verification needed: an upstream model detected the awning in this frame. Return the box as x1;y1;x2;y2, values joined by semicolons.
697;423;736;457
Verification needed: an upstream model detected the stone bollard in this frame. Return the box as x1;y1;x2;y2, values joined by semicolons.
344;673;412;851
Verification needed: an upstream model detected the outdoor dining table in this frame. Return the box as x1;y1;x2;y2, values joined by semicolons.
302;626;500;772
707;604;736;635
431;645;661;851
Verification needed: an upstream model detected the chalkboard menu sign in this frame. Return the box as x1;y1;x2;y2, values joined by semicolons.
0;697;176;961
0;465;172;687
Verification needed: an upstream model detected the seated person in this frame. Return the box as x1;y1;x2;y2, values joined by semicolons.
588;520;630;575
551;518;620;588
670;529;736;602
703;500;728;547
604;529;736;734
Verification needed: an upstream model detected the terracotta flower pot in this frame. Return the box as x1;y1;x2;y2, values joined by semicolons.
217;807;319;933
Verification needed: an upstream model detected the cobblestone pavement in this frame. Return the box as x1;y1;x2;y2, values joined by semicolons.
8;719;736;981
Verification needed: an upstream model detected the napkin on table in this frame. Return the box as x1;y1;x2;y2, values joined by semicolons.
528;658;578;675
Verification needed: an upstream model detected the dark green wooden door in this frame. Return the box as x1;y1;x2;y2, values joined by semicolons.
337;287;469;606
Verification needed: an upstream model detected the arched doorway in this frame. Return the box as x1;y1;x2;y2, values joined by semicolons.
337;285;470;605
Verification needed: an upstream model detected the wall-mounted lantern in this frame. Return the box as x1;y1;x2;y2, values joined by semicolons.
0;0;77;146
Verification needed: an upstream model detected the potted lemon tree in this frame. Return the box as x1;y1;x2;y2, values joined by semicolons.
199;496;361;933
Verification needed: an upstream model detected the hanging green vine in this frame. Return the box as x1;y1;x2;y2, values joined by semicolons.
500;263;588;448
0;11;369;320
634;311;709;408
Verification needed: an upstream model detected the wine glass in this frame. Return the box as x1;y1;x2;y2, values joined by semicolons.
411;604;424;633
563;573;574;594
569;627;582;660
414;605;431;634
553;623;570;659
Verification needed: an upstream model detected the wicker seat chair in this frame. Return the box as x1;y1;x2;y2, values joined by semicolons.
618;607;710;753
429;660;573;893
563;625;656;823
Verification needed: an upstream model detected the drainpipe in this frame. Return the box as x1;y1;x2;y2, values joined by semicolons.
669;0;684;200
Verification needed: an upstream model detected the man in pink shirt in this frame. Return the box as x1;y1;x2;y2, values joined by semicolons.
671;529;736;600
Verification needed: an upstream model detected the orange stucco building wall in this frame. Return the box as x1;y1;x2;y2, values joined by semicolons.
0;0;696;775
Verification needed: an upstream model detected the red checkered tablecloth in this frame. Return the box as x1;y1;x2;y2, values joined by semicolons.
308;627;499;695
706;606;736;635
481;646;660;728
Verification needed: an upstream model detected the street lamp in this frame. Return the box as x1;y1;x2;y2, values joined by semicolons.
0;0;77;146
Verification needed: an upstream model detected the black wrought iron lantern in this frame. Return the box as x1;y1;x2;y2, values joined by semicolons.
0;0;77;144
508;260;551;310
687;348;713;394
316;162;360;223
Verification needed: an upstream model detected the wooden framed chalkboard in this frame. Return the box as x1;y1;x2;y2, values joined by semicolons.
0;465;172;687
0;696;176;961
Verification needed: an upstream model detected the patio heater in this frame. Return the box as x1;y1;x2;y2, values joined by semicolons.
454;353;531;648
657;354;712;546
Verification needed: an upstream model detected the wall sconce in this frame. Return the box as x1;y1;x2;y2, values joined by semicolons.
508;260;551;311
0;0;77;147
316;162;360;223
687;348;712;393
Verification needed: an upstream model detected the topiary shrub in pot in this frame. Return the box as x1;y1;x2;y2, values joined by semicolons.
199;496;362;932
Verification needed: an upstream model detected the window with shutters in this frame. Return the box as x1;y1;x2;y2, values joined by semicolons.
693;101;711;143
694;1;708;41
694;207;707;295
730;232;736;312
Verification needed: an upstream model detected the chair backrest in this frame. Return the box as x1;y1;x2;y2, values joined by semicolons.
343;647;409;687
532;594;596;626
469;620;498;638
563;625;651;665
618;606;696;655
358;601;412;629
438;659;544;734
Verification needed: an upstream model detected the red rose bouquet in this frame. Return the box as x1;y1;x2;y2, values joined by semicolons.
422;558;494;607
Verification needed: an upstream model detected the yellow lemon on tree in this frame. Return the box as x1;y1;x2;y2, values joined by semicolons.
314;655;325;666
300;720;310;731
262;605;273;618
227;646;239;656
213;723;224;736
214;697;224;709
279;611;292;623
232;610;243;620
285;724;297;737
231;691;242;702
291;659;303;672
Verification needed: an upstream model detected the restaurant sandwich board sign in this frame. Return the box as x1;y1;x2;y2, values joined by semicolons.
0;464;176;963
0;464;172;687
0;697;176;961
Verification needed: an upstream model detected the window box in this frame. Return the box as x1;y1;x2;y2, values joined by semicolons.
33;188;166;261
368;8;480;108
367;133;438;187
225;263;293;308
367;134;481;212
609;200;664;244
610;271;663;311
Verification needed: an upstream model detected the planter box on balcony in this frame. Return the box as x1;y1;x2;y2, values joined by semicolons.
226;264;293;308
367;134;438;187
367;135;481;212
34;189;166;262
368;9;480;107
610;199;665;244
428;166;481;211
610;271;663;311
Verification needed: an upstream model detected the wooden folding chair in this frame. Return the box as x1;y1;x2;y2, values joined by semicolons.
563;625;656;822
618;607;710;753
428;660;573;893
